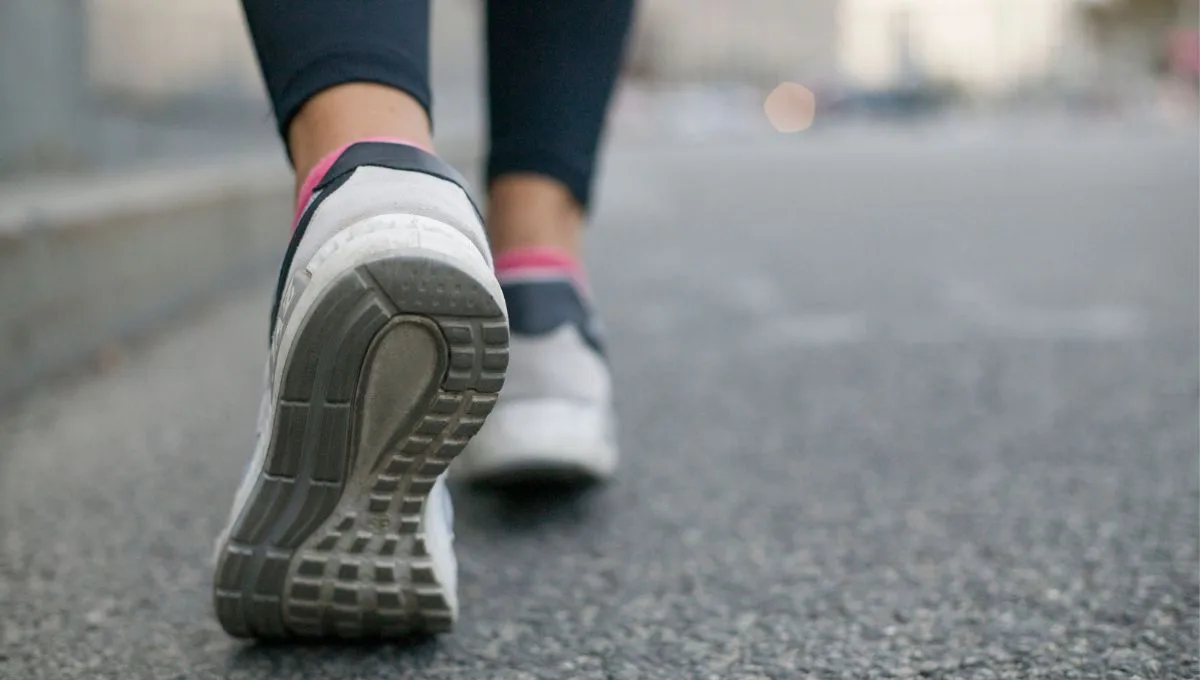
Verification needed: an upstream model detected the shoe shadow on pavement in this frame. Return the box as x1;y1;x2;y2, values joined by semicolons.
451;474;609;535
230;631;442;667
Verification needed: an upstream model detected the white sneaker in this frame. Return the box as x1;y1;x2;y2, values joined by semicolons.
455;273;618;485
212;142;507;639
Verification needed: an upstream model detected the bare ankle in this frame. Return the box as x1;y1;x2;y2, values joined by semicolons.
287;83;434;194
487;174;583;258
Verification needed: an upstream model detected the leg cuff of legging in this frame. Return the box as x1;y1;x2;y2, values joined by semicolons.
486;146;594;212
272;48;433;145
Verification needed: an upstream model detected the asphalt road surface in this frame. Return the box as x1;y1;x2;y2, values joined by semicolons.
2;119;1197;679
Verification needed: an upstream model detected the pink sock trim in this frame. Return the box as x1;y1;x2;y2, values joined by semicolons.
293;136;431;227
493;247;589;291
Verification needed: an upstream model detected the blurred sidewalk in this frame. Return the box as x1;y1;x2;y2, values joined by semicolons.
78;0;486;172
0;0;489;402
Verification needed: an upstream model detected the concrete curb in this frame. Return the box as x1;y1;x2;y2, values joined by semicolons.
0;139;480;403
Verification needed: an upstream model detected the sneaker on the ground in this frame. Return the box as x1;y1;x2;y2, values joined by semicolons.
454;262;618;485
212;142;508;640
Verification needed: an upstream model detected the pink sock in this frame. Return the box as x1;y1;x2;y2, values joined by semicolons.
493;247;589;293
293;137;431;227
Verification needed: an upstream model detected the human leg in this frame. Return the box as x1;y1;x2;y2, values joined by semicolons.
213;0;506;640
483;0;636;255
456;0;635;484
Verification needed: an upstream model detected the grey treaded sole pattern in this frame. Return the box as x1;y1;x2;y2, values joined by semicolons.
213;255;508;639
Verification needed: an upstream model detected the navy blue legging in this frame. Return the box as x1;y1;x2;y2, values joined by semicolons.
241;0;635;210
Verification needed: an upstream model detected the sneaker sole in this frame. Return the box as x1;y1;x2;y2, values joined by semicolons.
214;217;507;639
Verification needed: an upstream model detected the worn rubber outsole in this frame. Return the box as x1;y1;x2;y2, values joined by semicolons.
214;252;507;640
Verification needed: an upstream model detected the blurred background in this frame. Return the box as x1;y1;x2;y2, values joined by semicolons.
1;0;1198;176
1;1;1198;677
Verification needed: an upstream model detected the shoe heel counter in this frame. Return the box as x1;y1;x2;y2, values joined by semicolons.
301;168;490;270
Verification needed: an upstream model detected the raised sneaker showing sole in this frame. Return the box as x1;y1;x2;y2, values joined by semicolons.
212;146;507;640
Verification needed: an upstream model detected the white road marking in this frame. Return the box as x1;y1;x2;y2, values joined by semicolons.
753;314;872;349
941;281;1144;341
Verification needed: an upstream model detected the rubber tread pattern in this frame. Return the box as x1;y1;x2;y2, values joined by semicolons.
214;255;507;639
